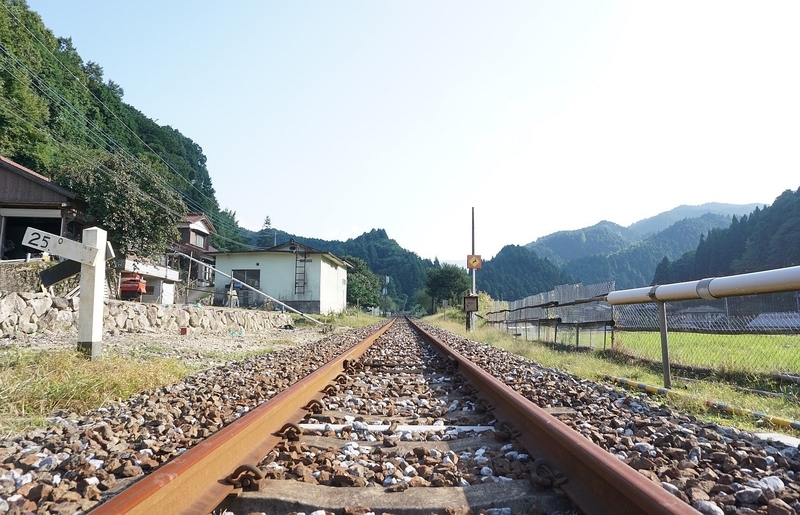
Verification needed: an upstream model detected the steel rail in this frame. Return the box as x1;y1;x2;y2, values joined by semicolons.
408;318;698;515
89;319;395;515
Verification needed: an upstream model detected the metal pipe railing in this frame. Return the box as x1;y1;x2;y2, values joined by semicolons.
606;265;800;305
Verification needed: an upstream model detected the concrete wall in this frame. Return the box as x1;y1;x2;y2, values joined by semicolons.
213;252;347;313
319;258;347;314
0;290;294;339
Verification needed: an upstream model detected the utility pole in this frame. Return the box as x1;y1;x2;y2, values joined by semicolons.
465;208;480;331
471;207;476;331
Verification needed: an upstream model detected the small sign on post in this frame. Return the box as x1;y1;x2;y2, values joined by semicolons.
23;226;109;360
463;295;479;331
467;255;482;269
463;295;478;312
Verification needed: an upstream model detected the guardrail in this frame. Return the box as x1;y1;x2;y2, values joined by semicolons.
487;266;800;387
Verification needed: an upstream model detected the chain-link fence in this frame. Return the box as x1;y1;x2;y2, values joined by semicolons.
486;282;800;386
612;293;800;381
487;282;614;351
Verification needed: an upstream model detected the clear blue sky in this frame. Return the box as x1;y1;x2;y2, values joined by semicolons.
26;1;800;263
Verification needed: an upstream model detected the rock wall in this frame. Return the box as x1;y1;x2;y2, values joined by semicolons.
0;261;82;296
0;290;294;339
0;261;48;294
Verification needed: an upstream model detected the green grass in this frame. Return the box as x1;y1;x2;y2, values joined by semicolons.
0;347;193;437
424;314;800;437
613;331;800;375
292;311;384;328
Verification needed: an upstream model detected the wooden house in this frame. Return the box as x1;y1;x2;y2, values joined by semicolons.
172;213;217;286
0;156;87;260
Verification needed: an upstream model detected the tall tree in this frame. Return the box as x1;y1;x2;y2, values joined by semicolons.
425;263;471;309
343;255;381;308
51;151;184;258
256;216;275;248
651;257;673;285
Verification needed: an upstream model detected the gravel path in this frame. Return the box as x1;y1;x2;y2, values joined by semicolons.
4;320;800;515
5;324;334;367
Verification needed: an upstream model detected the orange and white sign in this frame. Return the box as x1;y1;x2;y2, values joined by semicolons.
467;254;482;269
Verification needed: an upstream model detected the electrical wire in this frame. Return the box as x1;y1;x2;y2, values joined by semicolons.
0;87;263;250
0;3;257;241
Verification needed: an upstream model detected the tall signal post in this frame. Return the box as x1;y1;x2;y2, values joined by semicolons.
465;207;481;331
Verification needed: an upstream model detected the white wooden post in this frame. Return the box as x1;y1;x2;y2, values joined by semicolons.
22;226;109;359
77;227;106;359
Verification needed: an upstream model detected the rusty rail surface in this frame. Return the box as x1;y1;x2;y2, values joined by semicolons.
90;319;395;515
407;318;698;515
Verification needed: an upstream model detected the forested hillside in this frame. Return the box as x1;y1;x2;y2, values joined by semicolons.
653;187;800;284
560;213;733;289
525;204;760;268
627;202;762;238
487;211;739;298
0;1;250;255
525;221;637;267
479;245;572;301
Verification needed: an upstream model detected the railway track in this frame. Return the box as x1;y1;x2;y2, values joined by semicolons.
85;318;688;515
3;318;798;514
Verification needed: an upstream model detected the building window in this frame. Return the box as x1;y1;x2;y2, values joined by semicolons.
231;269;261;307
193;233;205;248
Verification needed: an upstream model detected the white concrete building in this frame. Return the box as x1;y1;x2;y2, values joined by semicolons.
211;239;350;314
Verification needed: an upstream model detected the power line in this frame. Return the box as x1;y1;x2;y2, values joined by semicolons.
0;3;253;240
0;84;262;250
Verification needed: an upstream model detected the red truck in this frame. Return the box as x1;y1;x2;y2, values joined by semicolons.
120;273;147;300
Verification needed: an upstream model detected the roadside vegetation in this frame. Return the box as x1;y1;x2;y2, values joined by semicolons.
425;310;800;438
0;311;384;437
0;347;192;438
293;310;383;328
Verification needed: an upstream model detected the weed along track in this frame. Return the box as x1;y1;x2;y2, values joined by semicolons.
5;319;799;514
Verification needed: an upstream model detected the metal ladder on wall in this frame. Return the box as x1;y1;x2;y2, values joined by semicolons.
294;248;306;294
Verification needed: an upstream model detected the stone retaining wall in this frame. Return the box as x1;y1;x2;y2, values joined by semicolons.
0;290;294;339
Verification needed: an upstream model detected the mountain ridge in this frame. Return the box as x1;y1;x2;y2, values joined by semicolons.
525;202;762;267
627;202;765;239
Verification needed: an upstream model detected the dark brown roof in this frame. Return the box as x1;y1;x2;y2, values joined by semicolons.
178;212;217;234
0;155;82;204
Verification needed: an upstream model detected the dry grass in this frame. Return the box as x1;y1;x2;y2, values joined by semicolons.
293;311;384;328
0;347;192;437
0;313;378;437
424;314;800;437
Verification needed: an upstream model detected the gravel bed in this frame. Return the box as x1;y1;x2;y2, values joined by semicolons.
418;321;800;515
260;322;532;488
221;320;572;515
1;318;799;515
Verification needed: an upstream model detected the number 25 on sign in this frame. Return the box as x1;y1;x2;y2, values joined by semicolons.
22;227;99;265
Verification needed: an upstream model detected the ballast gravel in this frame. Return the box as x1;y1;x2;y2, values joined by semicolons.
0;318;799;515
